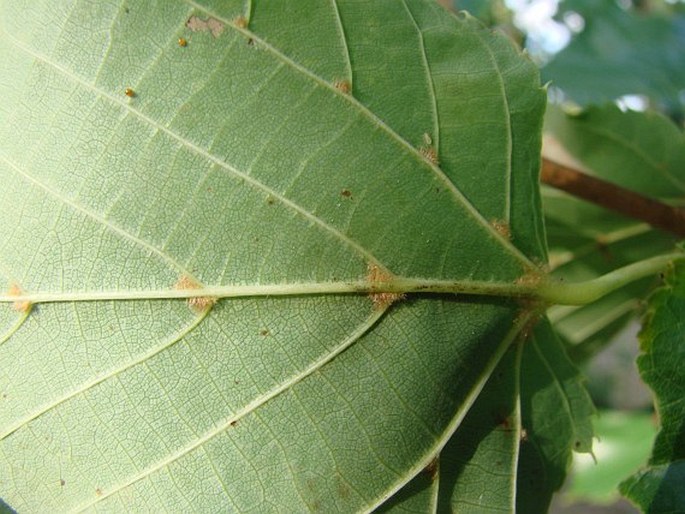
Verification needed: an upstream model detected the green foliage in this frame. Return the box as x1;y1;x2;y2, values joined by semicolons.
543;103;683;362
620;261;685;512
543;1;685;114
0;1;682;513
0;1;590;512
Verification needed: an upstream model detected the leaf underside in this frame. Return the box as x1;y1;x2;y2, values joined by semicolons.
0;1;592;512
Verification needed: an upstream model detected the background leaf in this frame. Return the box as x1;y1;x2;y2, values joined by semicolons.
0;1;553;511
542;104;682;362
545;104;685;200
620;260;685;513
542;1;685;114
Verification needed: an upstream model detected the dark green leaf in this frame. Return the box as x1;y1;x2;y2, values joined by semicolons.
620;260;685;512
621;462;685;514
517;319;595;513
437;343;521;513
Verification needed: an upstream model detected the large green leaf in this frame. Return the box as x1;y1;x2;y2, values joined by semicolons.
0;1;557;511
620;260;685;513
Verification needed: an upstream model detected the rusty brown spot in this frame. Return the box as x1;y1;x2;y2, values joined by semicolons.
498;414;512;430
233;15;248;29
186;16;225;38
419;145;439;165
334;79;351;94
340;189;352;198
175;275;217;312
259;329;269;336
424;457;439;481
60;478;65;487
124;87;135;98
230;420;238;427
491;219;511;240
8;283;31;313
95;488;103;496
178;37;187;47
367;264;405;310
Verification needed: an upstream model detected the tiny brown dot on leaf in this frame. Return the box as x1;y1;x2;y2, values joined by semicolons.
341;189;352;198
260;329;269;336
95;488;103;496
178;37;188;47
124;87;135;98
60;479;65;487
230;420;238;427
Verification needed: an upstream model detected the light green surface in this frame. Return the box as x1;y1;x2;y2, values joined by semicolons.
0;2;597;512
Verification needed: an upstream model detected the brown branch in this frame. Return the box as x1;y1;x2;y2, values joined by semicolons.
541;158;685;238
